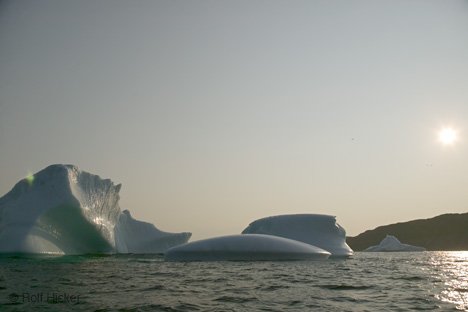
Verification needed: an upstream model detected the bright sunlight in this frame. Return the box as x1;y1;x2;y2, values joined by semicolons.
438;127;458;145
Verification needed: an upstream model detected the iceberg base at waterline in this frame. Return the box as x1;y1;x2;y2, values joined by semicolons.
0;164;191;255
364;235;426;252
164;234;331;261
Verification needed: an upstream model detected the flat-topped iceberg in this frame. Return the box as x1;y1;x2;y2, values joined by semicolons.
364;235;426;252
0;164;190;254
242;214;353;257
165;234;331;261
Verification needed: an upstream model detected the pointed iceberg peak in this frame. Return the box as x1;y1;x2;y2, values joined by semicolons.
364;235;426;252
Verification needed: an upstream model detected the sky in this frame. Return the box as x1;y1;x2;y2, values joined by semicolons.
1;0;468;240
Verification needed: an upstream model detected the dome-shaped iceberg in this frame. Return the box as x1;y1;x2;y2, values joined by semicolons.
165;234;331;261
364;235;426;252
242;214;353;257
0;164;190;254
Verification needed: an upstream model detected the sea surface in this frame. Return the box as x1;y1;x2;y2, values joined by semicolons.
1;251;467;311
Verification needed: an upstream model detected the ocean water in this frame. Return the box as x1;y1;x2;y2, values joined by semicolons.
1;252;467;311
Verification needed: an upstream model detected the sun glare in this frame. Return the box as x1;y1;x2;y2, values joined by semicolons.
25;173;35;186
438;127;458;145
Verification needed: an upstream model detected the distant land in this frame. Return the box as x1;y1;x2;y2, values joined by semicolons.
347;213;468;251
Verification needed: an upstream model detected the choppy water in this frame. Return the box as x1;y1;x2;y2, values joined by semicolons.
1;252;467;311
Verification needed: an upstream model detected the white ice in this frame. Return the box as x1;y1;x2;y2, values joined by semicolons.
115;210;190;253
0;164;191;255
242;214;354;257
364;235;426;252
164;234;331;261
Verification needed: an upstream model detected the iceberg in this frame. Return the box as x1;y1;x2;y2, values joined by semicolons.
115;210;190;253
242;214;353;257
0;164;190;254
165;234;331;261
364;235;426;252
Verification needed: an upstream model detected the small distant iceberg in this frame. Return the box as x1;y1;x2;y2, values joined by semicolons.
0;164;191;255
242;214;353;257
364;235;426;252
164;234;331;261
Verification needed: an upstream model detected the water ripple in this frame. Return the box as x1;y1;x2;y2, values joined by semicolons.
0;252;467;311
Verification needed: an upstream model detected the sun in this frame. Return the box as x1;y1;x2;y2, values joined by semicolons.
438;127;458;145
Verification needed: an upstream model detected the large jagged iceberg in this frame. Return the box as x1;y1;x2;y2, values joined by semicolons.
165;234;330;261
242;214;353;257
0;164;190;254
364;235;426;252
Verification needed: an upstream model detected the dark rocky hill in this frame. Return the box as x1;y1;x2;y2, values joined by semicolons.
347;213;468;251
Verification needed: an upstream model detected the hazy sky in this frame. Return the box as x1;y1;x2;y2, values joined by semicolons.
1;0;467;240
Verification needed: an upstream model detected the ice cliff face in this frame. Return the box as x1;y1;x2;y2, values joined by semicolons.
364;235;426;252
0;164;190;254
242;214;354;257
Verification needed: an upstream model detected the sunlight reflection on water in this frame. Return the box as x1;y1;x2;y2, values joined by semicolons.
430;251;468;310
2;252;468;311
